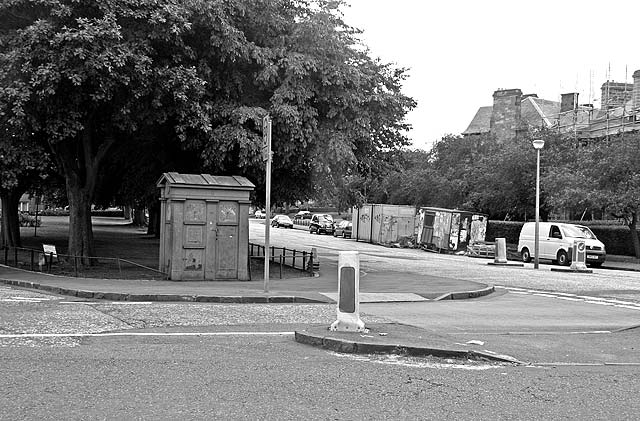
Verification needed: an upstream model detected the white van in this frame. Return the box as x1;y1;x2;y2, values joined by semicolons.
518;222;606;267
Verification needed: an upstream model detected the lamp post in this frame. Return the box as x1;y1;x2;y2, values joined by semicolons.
532;139;545;269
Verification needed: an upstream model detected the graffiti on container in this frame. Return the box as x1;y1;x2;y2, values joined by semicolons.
379;215;397;243
470;215;487;244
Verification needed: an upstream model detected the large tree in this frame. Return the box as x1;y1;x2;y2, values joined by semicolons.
182;0;415;206
0;0;210;260
0;0;415;260
367;131;554;220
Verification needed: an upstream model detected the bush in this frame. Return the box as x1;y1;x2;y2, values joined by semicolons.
588;226;638;256
486;220;639;257
19;213;41;227
486;221;523;244
37;209;125;218
38;209;69;216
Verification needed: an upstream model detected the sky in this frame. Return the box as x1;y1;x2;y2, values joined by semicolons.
342;0;640;150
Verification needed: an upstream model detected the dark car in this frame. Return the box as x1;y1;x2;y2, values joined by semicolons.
309;214;334;235
271;215;294;228
333;220;352;238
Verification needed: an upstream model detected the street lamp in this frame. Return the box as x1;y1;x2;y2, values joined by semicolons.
532;139;545;269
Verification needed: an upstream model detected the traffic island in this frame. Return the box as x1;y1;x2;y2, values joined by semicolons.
295;323;524;364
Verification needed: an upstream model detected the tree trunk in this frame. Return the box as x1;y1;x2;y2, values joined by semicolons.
53;126;115;263
1;190;22;248
132;208;147;226
66;178;95;264
147;201;160;238
628;211;640;259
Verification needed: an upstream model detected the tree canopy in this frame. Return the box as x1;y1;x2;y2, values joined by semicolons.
0;0;416;257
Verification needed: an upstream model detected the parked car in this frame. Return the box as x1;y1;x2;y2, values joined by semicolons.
295;210;312;220
309;214;334;235
518;222;606;267
333;220;352;238
271;214;294;228
254;209;266;219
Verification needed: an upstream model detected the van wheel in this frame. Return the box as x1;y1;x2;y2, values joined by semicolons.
557;250;570;266
521;248;531;263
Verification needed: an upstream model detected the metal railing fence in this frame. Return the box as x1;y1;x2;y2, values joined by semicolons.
1;246;166;280
248;242;313;279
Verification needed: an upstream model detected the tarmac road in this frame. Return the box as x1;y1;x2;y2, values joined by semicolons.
362;290;640;365
1;219;639;418
256;221;640;303
261;221;640;367
1;286;639;420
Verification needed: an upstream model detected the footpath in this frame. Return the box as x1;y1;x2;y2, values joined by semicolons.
1;253;638;365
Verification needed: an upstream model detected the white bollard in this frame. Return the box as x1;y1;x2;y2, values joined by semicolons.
330;251;365;332
570;240;588;271
494;238;508;264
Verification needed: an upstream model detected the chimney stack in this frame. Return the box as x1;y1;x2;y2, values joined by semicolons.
560;93;578;113
490;89;522;142
633;70;640;110
601;81;633;110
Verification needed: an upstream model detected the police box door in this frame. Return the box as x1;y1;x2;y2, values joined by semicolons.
215;201;239;279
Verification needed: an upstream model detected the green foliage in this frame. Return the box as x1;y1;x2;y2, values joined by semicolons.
181;0;415;205
485;221;524;244
18;212;41;227
367;133;542;219
541;133;640;256
0;0;416;253
0;0;214;255
588;225;639;256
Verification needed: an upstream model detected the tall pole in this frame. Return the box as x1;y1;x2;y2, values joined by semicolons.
532;139;544;269
534;148;541;269
262;116;272;292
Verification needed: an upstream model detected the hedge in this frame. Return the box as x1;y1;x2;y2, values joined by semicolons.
486;220;639;257
36;209;125;218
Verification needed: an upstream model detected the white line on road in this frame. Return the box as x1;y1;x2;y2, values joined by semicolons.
1;298;55;303
500;286;640;310
59;301;153;305
447;330;613;335
0;332;295;339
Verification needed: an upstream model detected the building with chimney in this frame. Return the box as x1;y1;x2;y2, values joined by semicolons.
463;69;640;141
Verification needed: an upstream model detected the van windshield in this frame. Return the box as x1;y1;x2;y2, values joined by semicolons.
563;225;596;239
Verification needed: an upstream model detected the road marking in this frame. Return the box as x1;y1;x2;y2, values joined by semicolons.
59;301;153;305
1;297;56;303
0;332;295;339
447;330;613;335
536;362;640;367
500;287;640;310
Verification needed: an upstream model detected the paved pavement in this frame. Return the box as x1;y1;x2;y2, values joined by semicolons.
0;258;494;303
